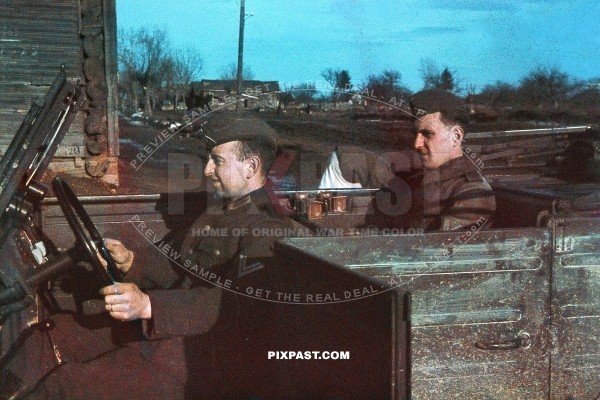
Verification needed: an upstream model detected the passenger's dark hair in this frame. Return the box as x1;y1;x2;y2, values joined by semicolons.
409;89;469;134
437;112;467;133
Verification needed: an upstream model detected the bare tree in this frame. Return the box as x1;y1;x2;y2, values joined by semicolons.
216;62;255;96
471;81;518;108
518;66;575;109
219;62;255;81
321;68;352;105
419;59;441;90
419;59;458;92
366;69;409;100
118;60;142;113
118;27;173;116
170;47;204;109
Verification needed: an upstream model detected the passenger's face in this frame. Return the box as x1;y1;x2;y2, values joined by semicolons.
204;141;249;199
413;112;459;169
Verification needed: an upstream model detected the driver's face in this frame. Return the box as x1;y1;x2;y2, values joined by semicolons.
204;141;250;200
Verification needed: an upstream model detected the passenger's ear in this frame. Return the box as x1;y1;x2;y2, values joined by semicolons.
451;126;464;146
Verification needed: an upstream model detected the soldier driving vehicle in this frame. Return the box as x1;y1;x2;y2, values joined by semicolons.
3;114;295;399
1;2;600;398
0;91;405;399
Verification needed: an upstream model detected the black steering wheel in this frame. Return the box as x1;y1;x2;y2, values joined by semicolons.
52;177;123;286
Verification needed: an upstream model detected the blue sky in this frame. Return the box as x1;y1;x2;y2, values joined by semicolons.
117;0;600;92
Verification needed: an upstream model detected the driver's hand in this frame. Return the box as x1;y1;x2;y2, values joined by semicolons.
100;283;151;321
101;238;134;274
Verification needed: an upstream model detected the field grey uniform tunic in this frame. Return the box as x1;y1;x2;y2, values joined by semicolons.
368;154;496;231
21;185;291;400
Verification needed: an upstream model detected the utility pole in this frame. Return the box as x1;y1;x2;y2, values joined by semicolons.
236;0;245;112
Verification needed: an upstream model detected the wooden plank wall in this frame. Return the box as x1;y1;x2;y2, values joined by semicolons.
0;0;84;158
0;0;119;185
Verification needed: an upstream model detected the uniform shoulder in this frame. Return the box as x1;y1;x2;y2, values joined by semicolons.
464;170;485;182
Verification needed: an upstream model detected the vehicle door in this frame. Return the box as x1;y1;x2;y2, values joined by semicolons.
280;228;552;399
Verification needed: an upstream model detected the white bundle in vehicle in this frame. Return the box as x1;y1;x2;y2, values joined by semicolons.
318;151;362;189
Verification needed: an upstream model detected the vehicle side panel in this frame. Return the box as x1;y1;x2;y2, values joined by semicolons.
281;230;552;399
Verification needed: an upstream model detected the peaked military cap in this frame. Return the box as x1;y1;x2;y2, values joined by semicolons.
202;113;278;149
409;89;470;124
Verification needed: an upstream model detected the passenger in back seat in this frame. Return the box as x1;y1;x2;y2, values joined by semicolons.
368;89;496;231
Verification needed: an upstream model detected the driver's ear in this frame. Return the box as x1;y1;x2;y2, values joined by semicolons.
246;156;261;179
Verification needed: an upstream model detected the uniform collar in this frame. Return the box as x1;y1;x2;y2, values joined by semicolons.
226;193;253;211
224;185;271;211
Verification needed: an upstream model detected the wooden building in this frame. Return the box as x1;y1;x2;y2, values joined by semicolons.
192;79;281;109
0;0;119;185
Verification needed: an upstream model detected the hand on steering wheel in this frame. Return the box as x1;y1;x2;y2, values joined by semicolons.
100;239;134;274
52;176;123;286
